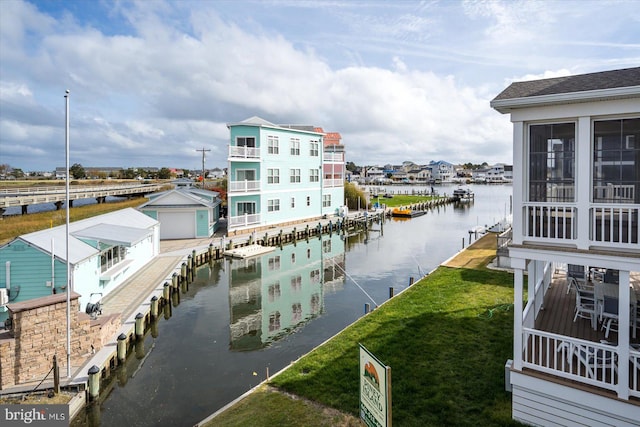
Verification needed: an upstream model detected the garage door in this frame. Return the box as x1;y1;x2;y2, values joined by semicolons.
158;211;195;239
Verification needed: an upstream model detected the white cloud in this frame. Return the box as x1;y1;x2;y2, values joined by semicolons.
0;0;638;171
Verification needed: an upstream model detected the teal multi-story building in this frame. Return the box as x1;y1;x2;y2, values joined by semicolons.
226;116;345;235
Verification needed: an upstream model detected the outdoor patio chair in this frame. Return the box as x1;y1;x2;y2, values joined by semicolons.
572;279;597;328
600;295;635;339
559;342;618;380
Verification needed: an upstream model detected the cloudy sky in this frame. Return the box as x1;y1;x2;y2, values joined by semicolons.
1;0;639;172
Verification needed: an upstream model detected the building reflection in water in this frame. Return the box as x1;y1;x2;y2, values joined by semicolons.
228;233;346;351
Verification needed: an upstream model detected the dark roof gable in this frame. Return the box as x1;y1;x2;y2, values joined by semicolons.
492;67;640;101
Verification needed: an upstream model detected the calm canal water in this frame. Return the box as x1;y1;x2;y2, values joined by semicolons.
72;184;512;427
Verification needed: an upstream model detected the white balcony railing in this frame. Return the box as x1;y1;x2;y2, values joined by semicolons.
591;205;639;246
323;152;344;162
523;202;639;247
229;180;260;193
228;213;261;228
229;146;260;159
323;179;343;188
524;203;577;240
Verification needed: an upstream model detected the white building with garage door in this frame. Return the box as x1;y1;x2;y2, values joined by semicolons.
139;183;222;240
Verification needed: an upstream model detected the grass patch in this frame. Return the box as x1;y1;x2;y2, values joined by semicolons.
204;386;361;427
0;198;147;245
262;266;519;427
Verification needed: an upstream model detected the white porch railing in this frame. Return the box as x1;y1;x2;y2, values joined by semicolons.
590;205;639;247
522;329;621;392
523;203;577;240
632;350;640;399
323;179;343;188
228;213;261;227
229;146;260;158
229;180;260;193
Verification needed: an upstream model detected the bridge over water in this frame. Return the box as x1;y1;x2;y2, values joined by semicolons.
0;183;166;215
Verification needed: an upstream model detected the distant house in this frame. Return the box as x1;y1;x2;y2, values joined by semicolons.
0;208;160;321
138;180;221;239
209;168;226;179
428;160;455;183
491;67;640;426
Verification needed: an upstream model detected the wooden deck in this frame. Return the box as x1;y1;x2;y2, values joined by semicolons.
535;271;640;345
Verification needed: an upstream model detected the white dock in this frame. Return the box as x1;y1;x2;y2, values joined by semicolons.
223;244;276;259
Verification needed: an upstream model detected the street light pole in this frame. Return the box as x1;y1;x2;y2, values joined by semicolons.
64;90;71;378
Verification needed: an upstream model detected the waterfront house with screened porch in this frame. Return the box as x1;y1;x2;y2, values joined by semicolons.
491;67;640;426
226;117;345;235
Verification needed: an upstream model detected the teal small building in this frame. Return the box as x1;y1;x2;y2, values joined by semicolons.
0;208;159;322
138;182;221;239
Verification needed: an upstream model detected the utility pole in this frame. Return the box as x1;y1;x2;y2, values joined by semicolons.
196;147;211;186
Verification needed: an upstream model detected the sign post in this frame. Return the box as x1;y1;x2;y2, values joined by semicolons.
359;344;391;427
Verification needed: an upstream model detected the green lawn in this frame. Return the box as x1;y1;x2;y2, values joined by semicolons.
210;266;520;427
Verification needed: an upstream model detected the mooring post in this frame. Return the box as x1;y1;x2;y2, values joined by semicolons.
135;312;144;339
409;277;415;286
163;282;171;301
180;262;187;283
117;333;127;363
389;287;394;298
88;365;100;400
462;237;465;249
150;296;159;318
208;243;213;261
172;273;179;290
53;355;60;394
364;303;370;314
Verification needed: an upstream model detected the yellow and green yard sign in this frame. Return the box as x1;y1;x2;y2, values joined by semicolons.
359;344;391;427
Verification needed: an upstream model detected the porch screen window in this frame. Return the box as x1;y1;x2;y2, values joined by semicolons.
236;169;256;181
529;123;575;202
593;118;640;203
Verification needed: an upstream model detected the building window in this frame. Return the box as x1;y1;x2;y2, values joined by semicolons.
237;201;256;215
291;275;301;292
268;199;280;212
268;311;281;332
268;136;279;154
291;197;295;208
592;118;640;203
322;194;331;207
310;269;320;283
268;282;281;302
290;169;301;183
310;141;319;157
290;138;300;155
528;123;575;202
267;168;279;184
292;303;302;323
268;256;280;271
310;169;319;182
306;196;310;206
101;246;126;273
237;137;255;147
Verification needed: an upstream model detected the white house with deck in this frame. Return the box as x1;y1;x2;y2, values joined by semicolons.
491;67;640;426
